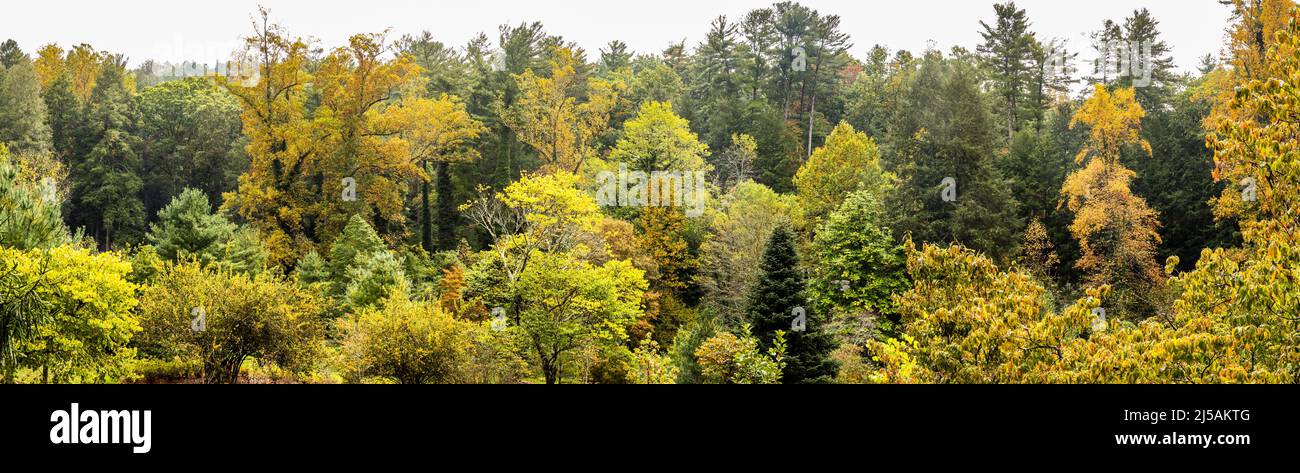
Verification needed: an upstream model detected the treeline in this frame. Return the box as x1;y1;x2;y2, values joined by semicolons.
0;0;1294;384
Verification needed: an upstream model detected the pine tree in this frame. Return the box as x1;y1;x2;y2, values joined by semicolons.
978;1;1036;142
886;52;1022;260
147;188;237;265
69;57;144;249
0;145;68;249
327;214;388;295
0;56;53;156
0;40;25;68
746;225;836;383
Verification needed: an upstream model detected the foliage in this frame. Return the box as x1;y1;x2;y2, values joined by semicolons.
0;246;138;383
1062;85;1163;317
137;262;325;383
695;327;786;384
808;188;908;332
147;188;236;265
746;224;836;383
338;291;483;384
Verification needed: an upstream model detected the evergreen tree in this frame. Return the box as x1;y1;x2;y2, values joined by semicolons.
0;56;53;156
42;72;81;163
147;188;237;265
746;225;835;384
327;214;388;294
886;51;1021;260
0;40;25;68
1117;9;1177;109
978;1;1036;142
0;145;68;250
68;57;144;248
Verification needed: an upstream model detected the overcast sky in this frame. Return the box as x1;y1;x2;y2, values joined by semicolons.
8;0;1233;72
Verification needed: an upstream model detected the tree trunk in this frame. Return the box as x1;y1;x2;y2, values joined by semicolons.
807;93;816;159
421;161;433;252
435;161;456;251
542;356;558;385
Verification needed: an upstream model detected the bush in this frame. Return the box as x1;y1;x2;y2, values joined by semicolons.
137;262;325;384
695;326;786;384
338;292;483;384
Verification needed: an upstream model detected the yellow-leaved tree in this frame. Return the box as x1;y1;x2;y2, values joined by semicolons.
222;10;456;266
503;48;620;174
1060;85;1163;318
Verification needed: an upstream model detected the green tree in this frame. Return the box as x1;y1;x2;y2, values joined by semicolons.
69;57;144;249
326;214;389;295
886;51;1022;260
0;56;53;155
0;40;25;68
137;262;324;384
1;246;139;383
146;188;237;265
609;101;710;173
978;1;1036;141
135;78;247;219
339;290;482;384
746;224;835;383
809;188;908;333
793;121;890;230
0;145;69;250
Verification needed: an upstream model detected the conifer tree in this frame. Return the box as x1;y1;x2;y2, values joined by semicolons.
746;225;835;383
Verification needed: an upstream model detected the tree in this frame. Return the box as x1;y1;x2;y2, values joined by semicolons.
1117;9;1177;109
870;240;1104;384
1;246;138;383
223;16;427;265
147;188;237;265
746;225;835;383
64;44;102;103
608;101;711;173
685;15;746;152
978;1;1036;141
344;251;410;310
137;262;324;384
339;290;482;384
885;51;1022;259
463;171;646;383
68;58;144;249
0;145;69;250
715;133;757;190
1061;85;1162;318
42;68;80;163
0;56;53;156
698;181;795;324
1019;217;1059;280
486;250;647;384
809;188;908;333
793;122;890;229
326;214;389;297
695;327;786;384
0;40;24;68
503;48;619;174
135;78;247;220
396;95;485;252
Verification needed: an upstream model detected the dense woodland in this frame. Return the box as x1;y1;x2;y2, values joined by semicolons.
0;0;1297;384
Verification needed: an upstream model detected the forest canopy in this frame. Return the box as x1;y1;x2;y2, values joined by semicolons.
0;0;1296;384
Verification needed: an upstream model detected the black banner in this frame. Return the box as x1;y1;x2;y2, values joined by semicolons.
2;384;1293;464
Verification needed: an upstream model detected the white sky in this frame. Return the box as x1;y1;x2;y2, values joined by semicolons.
7;0;1233;72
